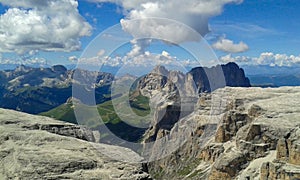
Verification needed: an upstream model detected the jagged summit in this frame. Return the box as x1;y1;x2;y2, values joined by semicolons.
14;64;32;72
151;65;169;76
51;64;67;73
138;62;251;98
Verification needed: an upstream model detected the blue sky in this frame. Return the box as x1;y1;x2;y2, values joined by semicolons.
0;0;299;69
210;0;300;56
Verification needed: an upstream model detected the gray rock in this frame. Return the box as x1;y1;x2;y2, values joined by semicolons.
0;108;151;179
146;87;300;179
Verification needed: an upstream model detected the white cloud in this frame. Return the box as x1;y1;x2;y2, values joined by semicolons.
220;53;300;67
0;0;92;54
97;49;106;57
68;56;78;62
0;56;47;65
212;38;249;53
161;51;170;58
79;50;178;67
220;54;251;63
92;0;243;56
88;0;149;10
126;39;152;58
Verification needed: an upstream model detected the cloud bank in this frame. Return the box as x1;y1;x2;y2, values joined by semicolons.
220;52;300;67
212;38;249;53
76;50;179;67
0;0;92;54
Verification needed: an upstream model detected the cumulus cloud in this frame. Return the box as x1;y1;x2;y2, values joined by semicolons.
126;39;152;58
0;0;92;54
212;38;249;53
0;56;47;65
68;56;78;62
220;53;300;67
97;49;106;57
79;50;179;67
91;0;243;56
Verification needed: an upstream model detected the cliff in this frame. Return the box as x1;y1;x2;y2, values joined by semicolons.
144;87;300;179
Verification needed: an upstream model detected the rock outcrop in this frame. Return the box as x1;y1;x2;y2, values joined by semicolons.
260;126;300;180
137;63;250;145
0;108;151;179
145;87;300;180
189;62;251;93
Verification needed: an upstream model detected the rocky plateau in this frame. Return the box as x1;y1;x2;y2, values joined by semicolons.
0;108;151;179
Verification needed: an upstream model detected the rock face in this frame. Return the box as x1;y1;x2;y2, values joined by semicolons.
137;63;250;152
260;126;300;180
138;62;250;97
144;87;300;180
0;108;151;179
189;62;251;93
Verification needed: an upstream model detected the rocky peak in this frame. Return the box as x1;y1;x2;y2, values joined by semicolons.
138;63;250;99
138;63;251;147
14;65;32;73
189;62;251;93
151;65;169;76
51;65;67;73
221;62;250;87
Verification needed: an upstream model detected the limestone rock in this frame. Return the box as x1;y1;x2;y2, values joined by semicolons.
260;126;300;180
0;108;151;179
146;87;300;179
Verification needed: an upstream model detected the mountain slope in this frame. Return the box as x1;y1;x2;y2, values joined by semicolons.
41;93;151;142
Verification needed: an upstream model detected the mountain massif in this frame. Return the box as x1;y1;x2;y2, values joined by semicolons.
125;65;300;179
4;63;286;180
37;62;250;142
0;62;250;114
0;86;299;179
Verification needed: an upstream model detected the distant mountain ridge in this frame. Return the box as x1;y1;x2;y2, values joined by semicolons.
40;62;250;143
0;65;113;114
138;62;250;98
0;62;250;115
248;74;300;87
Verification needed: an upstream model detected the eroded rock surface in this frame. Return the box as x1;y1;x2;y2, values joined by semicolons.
0;109;151;180
145;87;300;180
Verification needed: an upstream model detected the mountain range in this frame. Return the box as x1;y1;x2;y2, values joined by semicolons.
0;62;300;179
1;86;299;179
0;65;113;114
0;62;250;115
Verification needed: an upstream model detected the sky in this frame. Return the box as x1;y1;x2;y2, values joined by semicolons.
0;0;299;70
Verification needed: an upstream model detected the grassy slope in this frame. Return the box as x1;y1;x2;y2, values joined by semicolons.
40;93;151;142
